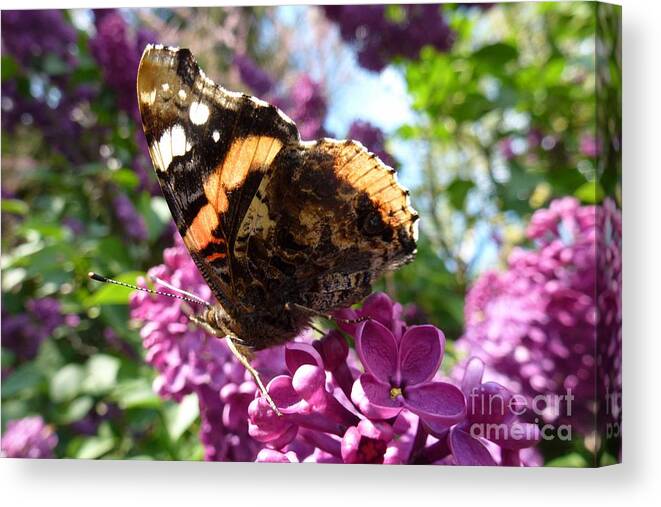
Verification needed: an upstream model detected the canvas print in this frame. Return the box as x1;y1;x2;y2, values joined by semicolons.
1;2;621;466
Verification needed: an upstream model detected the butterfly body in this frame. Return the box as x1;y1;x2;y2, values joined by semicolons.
137;45;418;351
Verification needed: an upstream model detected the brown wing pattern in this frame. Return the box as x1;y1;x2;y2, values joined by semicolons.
233;138;419;313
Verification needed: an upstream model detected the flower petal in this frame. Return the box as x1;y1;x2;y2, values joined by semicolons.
402;381;465;426
316;330;349;370
398;325;444;385
266;375;306;414
356;319;398;383
292;364;327;409
285;342;323;375
351;373;402;420
449;427;497;466
461;357;485;397
487;422;541;450
362;292;405;339
255;448;299;463
466;381;512;424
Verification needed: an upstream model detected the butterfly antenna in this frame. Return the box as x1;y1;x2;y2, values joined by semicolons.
88;272;212;308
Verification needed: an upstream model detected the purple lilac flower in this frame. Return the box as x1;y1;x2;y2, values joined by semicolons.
247;293;539;465
433;357;539;466
2;297;64;362
580;133;599;158
69;402;122;437
456;197;621;433
233;54;275;96
527;128;544;150
63;217;85;236
112;192;148;242
1;10;77;66
347;120;396;168
90;11;155;120
287;74;328;140
1;416;58;458
130;233;290;461
322;5;454;72
351;320;465;425
499;138;516;160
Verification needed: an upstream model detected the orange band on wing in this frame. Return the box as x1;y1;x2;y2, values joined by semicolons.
205;251;226;262
186;136;283;254
183;203;219;252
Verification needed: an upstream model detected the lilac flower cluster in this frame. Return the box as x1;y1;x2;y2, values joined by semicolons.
456;197;622;432
90;10;155;120
1;416;58;459
322;5;455;72
248;293;539;465
1;10;77;66
132;237;539;464
112;192;148;242
1;11;103;162
130;234;290;461
347;120;396;168
2;297;66;363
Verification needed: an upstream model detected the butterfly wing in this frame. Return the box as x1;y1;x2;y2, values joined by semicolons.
137;45;300;308
235;138;419;313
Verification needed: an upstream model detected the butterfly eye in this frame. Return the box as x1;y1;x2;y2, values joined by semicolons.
361;211;386;237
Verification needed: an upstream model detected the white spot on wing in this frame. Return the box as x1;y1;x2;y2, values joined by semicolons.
189;101;210;125
212;130;220;142
140;89;156;105
154;124;187;172
178;89;187;101
170;124;187;158
161;83;170;92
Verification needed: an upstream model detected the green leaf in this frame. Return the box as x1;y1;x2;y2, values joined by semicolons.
86;271;144;306
2;362;44;398
472;42;519;67
164;393;200;440
50;364;85;402
82;354;121;395
58;396;95;424
546;452;590;468
1;55;20;81
446;179;475;209
42;54;69;75
574;180;605;204
76;435;115;459
137;194;170;242
1;199;29;215
110;169;140;190
112;378;161;409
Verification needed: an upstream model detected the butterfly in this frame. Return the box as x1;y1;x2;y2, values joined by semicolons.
135;45;418;401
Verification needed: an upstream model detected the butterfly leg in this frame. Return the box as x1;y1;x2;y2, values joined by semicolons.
224;337;282;416
284;302;369;325
187;312;281;416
